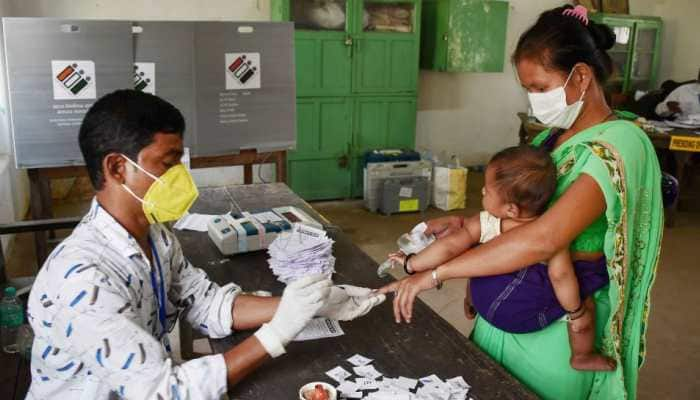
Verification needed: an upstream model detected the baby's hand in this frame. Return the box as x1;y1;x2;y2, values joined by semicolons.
388;252;407;265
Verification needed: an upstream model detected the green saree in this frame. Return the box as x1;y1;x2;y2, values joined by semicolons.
472;120;663;399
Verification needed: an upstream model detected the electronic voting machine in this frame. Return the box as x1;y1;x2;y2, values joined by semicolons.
208;206;323;255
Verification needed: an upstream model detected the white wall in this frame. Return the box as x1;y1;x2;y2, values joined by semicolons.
416;0;563;167
630;0;700;83
416;0;700;166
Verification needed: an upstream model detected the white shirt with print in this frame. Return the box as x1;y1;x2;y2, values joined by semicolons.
26;199;241;400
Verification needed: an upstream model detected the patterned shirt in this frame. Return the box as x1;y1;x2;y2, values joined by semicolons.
26;199;241;399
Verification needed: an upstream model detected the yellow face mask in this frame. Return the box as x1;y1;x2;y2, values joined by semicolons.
121;155;199;224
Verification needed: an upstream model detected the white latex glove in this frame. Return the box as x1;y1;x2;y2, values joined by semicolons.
254;274;332;358
317;285;386;321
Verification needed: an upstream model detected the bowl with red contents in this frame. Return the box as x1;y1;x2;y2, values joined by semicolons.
298;381;337;400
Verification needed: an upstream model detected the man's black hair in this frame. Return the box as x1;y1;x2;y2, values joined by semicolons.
78;89;185;190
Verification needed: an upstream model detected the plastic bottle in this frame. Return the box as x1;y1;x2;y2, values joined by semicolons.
0;287;24;353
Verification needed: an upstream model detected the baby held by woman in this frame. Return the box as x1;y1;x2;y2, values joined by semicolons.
391;145;615;371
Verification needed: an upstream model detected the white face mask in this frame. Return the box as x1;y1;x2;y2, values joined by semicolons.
527;68;586;129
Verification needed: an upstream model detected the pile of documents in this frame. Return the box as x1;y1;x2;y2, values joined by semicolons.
323;354;472;400
268;224;336;284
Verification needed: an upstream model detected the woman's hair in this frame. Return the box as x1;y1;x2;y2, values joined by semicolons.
488;145;557;216
512;4;616;84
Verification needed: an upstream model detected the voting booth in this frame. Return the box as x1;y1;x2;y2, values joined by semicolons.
1;18;297;168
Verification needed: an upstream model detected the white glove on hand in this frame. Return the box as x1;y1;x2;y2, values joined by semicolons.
317;285;386;321
254;274;332;358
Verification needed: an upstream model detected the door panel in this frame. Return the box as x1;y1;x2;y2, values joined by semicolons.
288;98;353;200
294;32;352;96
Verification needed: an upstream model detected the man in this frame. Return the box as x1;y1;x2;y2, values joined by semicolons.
26;90;385;399
655;69;700;118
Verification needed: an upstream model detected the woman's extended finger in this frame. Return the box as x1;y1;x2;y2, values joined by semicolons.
377;281;400;295
393;285;402;323
399;285;416;323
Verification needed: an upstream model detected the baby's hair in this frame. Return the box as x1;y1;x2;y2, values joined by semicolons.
488;145;557;216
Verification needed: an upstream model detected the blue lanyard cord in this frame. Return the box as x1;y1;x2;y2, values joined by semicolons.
148;236;172;354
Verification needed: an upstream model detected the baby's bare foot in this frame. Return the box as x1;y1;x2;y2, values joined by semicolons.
571;354;617;371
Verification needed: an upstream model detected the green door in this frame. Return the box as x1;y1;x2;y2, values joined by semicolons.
288;98;354;200
294;31;353;96
352;0;421;93
350;96;417;196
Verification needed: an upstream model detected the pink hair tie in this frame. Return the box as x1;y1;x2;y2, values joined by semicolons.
563;5;589;26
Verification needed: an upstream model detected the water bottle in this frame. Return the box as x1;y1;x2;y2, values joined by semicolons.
0;286;24;353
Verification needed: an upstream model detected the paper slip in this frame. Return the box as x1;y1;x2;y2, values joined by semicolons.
268;224;335;283
174;213;217;232
336;380;359;393
347;354;373;367
326;366;352;383
341;392;363;399
355;377;379;390
353;365;383;380
293;318;344;341
419;374;444;386
446;376;471;391
366;392;410;400
395;376;418;391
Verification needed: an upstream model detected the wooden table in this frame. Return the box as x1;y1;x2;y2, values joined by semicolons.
174;183;536;400
517;112;698;226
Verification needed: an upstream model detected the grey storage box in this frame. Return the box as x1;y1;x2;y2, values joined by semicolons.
363;160;432;212
379;177;430;216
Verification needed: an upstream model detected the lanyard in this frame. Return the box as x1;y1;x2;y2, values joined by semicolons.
148;236;172;354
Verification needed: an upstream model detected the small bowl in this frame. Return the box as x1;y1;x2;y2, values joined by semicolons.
298;381;337;400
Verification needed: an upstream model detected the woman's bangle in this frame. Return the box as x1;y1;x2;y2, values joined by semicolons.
404;254;415;275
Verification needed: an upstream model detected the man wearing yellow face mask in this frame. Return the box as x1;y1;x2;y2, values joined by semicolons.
25;90;385;400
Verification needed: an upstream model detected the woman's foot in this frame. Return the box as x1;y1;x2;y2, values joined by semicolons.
571;354;617;371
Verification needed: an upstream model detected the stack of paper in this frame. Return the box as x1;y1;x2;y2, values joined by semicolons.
267;224;335;284
322;354;473;400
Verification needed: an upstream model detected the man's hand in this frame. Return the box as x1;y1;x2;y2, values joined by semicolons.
317;285;386;321
254;274;332;357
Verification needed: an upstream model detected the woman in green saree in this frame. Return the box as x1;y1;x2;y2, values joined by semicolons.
379;5;663;399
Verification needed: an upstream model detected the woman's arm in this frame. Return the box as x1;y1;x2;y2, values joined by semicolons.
380;174;606;323
439;174;605;280
423;215;466;238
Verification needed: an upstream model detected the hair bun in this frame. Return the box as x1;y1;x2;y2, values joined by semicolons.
587;21;616;51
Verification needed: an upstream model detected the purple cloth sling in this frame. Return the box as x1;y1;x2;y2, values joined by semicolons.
470;257;609;333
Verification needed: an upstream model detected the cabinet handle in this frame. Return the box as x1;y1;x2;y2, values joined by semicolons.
443;34;448;41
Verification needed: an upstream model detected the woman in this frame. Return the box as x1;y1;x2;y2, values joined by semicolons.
380;5;663;399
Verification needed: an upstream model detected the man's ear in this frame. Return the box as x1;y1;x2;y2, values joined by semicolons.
102;153;128;186
505;203;521;219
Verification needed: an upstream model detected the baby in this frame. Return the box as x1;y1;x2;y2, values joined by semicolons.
390;145;615;371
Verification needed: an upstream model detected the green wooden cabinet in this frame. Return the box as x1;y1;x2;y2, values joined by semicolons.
288;97;353;199
420;0;509;72
273;0;422;200
590;13;662;94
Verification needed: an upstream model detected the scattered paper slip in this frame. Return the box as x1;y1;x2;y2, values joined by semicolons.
353;365;383;380
347;354;374;367
293;318;344;342
326;366;352;383
174;213;216;232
